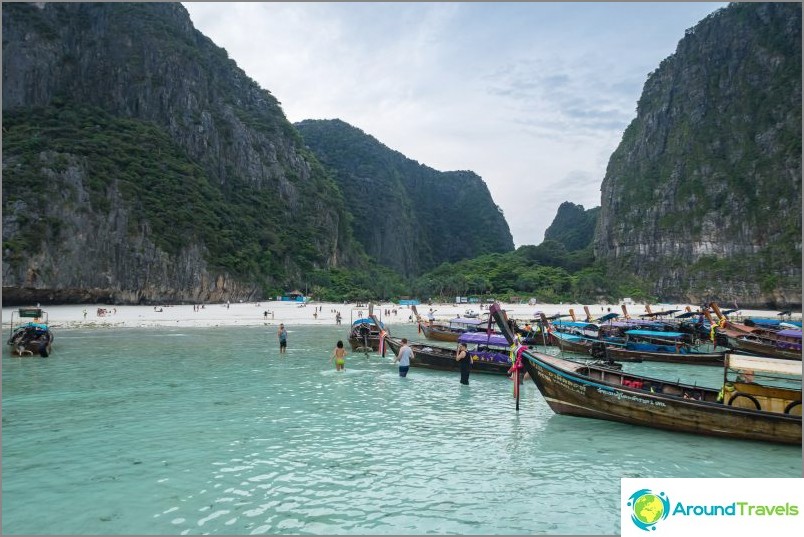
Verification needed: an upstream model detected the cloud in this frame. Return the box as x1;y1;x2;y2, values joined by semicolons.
182;2;727;247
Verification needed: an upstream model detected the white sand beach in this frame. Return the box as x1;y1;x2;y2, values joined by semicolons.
2;300;797;330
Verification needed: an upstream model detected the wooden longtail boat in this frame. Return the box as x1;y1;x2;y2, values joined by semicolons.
487;303;802;445
7;308;53;357
348;305;385;352
418;317;486;342
384;333;512;375
728;330;802;361
593;330;725;366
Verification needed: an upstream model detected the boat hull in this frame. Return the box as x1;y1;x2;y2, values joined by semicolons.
600;345;723;366
520;351;801;445
348;336;381;352
728;336;802;361
386;337;511;375
7;324;53;357
420;324;461;342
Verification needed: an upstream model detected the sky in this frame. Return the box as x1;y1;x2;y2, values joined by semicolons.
182;1;727;248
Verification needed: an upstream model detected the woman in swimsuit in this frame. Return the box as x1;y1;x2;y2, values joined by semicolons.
331;340;348;371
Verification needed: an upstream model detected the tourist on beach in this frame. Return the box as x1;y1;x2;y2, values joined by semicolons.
264;310;268;320
330;340;347;371
277;324;288;354
393;338;413;377
455;343;471;385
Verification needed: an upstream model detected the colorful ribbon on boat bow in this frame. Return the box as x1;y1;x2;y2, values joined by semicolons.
507;343;527;400
378;330;387;357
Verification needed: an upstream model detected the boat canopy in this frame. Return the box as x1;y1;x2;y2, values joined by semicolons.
351;318;384;329
458;332;510;347
552;332;583;341
595;313;620;323
640;309;682;317
725;354;802;376
625;330;685;339
610;320;663;328
748;318;782;328
553;320;598;329
21;322;49;331
776;329;803;339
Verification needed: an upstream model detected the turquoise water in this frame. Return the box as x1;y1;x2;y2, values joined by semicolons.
2;324;801;535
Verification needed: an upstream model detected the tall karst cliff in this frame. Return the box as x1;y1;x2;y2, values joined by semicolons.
295;119;515;278
2;2;363;304
594;2;801;308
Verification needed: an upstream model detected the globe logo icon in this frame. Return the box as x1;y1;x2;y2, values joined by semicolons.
627;489;670;531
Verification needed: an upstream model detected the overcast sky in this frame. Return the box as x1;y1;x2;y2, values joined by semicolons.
183;1;726;247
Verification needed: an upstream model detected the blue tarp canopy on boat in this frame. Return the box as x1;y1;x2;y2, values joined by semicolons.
625;330;685;339
352;318;384;329
552;332;583;341
458;332;510;347
553;320;598;328
747;318;782;327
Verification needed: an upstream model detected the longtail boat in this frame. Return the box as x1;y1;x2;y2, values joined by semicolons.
728;329;802;361
7;307;53;357
592;329;725;366
348;304;385;352
384;332;512;375
418;317;486;342
487;303;802;445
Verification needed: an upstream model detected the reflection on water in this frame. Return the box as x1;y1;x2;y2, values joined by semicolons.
2;325;800;534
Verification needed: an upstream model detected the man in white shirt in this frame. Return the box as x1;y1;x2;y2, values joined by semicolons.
393;338;413;377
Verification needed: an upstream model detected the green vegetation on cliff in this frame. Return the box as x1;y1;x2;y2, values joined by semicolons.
296;119;515;278
2;104;354;289
595;2;801;307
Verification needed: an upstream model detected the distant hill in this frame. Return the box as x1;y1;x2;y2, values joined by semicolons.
296;119;515;277
594;2;801;307
543;202;600;252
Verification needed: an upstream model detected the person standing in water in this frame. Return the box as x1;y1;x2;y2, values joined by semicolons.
393;338;413;377
277;324;288;354
330;340;347;371
455;342;471;385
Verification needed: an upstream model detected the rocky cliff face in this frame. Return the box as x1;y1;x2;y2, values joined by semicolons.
295;120;514;278
543;202;599;252
594;2;801;308
2;2;361;304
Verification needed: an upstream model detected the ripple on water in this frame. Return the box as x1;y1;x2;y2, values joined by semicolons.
2;325;800;534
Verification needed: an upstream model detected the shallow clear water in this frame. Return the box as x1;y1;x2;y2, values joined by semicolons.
2;324;801;535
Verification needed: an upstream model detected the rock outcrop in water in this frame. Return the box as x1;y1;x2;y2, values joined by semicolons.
593;2;802;308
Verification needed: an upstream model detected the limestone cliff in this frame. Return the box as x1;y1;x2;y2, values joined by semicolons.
296;119;515;278
594;2;801;308
2;2;361;304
